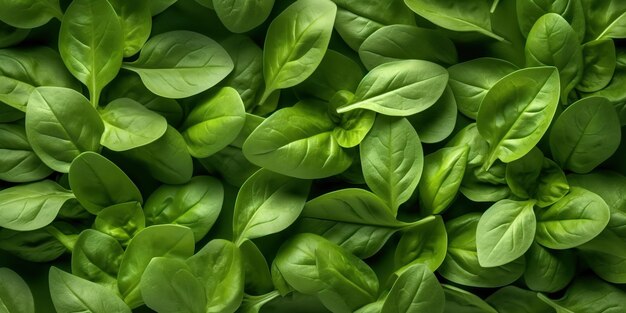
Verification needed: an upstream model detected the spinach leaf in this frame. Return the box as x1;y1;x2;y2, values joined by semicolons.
395;215;447;272
0;0;62;29
122;31;233;99
358;25;457;70
0;267;35;313
535;187;610;249
243;101;352;179
213;0;274;33
360;115;423;213
0;47;80;112
0;180;74;231
0;123;52;183
49;267;131;313
336;60;448;116
68;152;143;214
419;146;469;215
477;67;560;169
180;87;246;158
476;199;536;267
549;96;621;173
298;188;409;258
59;0;124;106
447;58;518;119
233;169;310;245
404;0;504;41
25;87;104;173
99;98;168;151
144;176;223;242
525;13;583;100
260;0;336;104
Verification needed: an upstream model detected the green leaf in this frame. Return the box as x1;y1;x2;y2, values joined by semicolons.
0;180;74;231
219;35;264;110
299;188;407;258
395;215;447;272
213;0;274;33
477;67;560;169
486;286;553;313
549;96;621;173
0;123;52;183
295;50;363;102
0;0;61;28
523;243;575;292
117;225;195;308
382;264;444;313
419;145;469;215
336;60;448;116
404;0;504;41
447;58;518;119
525;13;583;99
119;125;193;184
476;200;536;267
538;277;626;312
186;239;244;313
68;152;142;214
535;187;610;249
242;101;352;179
505;147;544;199
0;267;35;313
108;0;152;57
331;0;415;50
59;0;123;106
49;267;131;313
100;98;168;151
25;87;104;173
315;239;379;312
140;257;206;313
122;30;233;99
71;229;124;293
358;25;457;70
443;285;497;313
581;0;626;41
577;39;616;92
360;115;424;213
144;176;223;242
104;73;183;126
438;214;525;288
233;169;311;245
0;47;80;112
94;202;145;246
180;87;246;158
407;86;458;144
260;0;336;103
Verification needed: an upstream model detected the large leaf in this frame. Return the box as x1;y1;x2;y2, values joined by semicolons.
404;0;504;40
242;101;352;179
476;200;536;267
0;47;80;112
535;187;610;249
122;31;233;99
68;152;142;214
25;87;104;173
260;0;336;103
99;98;168;151
49;267;131;313
549;96;621;173
477;67;560;169
0;180;74;231
233;169;311;245
336;60;448;116
59;0;123;105
360;115;423;213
